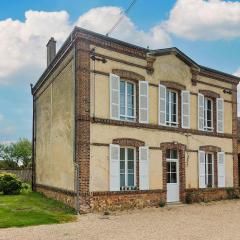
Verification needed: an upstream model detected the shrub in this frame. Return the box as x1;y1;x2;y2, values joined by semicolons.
226;188;240;199
0;173;22;195
185;191;201;204
159;200;166;208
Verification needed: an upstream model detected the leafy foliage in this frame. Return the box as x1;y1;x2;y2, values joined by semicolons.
0;138;32;169
0;173;22;195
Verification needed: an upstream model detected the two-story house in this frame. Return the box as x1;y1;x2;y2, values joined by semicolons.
32;27;240;212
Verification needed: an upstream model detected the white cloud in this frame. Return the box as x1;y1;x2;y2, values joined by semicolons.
0;10;71;84
164;0;240;40
234;68;240;77
75;7;171;48
0;7;171;85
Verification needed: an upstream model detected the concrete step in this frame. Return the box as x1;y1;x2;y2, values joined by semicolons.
167;202;185;207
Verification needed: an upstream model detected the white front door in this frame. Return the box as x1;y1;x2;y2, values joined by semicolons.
167;152;179;202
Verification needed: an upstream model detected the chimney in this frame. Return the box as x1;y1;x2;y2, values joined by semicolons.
46;37;56;67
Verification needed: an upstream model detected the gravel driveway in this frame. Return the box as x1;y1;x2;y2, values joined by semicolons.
1;200;240;240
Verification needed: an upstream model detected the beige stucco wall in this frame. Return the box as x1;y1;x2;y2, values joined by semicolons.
89;45;234;192
90;124;233;191
91;46;233;134
35;50;75;191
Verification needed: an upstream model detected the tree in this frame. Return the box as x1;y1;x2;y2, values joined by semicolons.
12;139;32;168
0;139;32;169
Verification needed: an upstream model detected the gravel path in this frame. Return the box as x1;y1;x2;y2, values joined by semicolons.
1;200;240;240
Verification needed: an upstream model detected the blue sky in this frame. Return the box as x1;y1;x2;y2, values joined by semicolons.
0;0;240;142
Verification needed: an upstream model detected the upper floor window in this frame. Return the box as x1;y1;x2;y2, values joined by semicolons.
204;98;213;132
120;80;136;121
166;89;178;127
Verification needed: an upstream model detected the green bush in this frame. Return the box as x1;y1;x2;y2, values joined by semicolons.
159;200;166;208
0;173;22;195
185;191;201;204
226;187;240;199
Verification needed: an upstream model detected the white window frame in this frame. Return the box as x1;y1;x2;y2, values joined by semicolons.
166;89;178;127
120;80;136;122
204;98;214;132
205;152;214;188
120;147;136;190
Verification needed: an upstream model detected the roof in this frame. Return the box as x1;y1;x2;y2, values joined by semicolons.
32;27;240;94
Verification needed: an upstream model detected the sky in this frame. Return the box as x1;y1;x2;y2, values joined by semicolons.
0;0;240;142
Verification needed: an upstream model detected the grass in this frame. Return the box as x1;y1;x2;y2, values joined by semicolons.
0;189;77;228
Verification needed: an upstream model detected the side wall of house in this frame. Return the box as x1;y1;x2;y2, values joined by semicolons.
34;50;75;195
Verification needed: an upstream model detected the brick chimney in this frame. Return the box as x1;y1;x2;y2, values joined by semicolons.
46;37;56;67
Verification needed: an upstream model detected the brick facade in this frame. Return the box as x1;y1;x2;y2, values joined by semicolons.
75;40;91;212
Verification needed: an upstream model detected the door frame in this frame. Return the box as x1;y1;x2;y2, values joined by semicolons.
160;142;186;203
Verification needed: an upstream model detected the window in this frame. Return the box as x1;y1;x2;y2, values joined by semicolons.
120;147;135;190
166;149;178;184
204;98;213;131
120;80;135;121
205;153;214;187
166;89;178;126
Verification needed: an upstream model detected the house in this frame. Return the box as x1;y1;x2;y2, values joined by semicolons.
32;27;240;212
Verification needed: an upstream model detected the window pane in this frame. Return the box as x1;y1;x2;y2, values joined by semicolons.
207;99;212;110
166;91;170;118
127;107;134;117
171;92;177;103
170;149;178;159
120;161;125;174
128;174;134;186
120;106;125;115
127;95;133;106
128;161;134;174
127;83;134;95
207;175;213;187
172;114;177;123
167;162;171;172
171;173;177;183
167;172;171;183
208;163;212;174
120;148;125;160
120;81;125;93
120;174;125;187
171;162;177;173
128;149;134;160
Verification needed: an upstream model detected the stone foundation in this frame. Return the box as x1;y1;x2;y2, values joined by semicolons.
36;185;240;212
36;184;76;208
88;190;166;212
185;188;239;203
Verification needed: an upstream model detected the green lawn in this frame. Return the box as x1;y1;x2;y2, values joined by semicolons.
0;191;76;228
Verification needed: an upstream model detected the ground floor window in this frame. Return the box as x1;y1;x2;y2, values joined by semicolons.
205;153;214;187
120;147;136;190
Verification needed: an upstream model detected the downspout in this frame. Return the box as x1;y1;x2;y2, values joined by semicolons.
72;33;80;214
